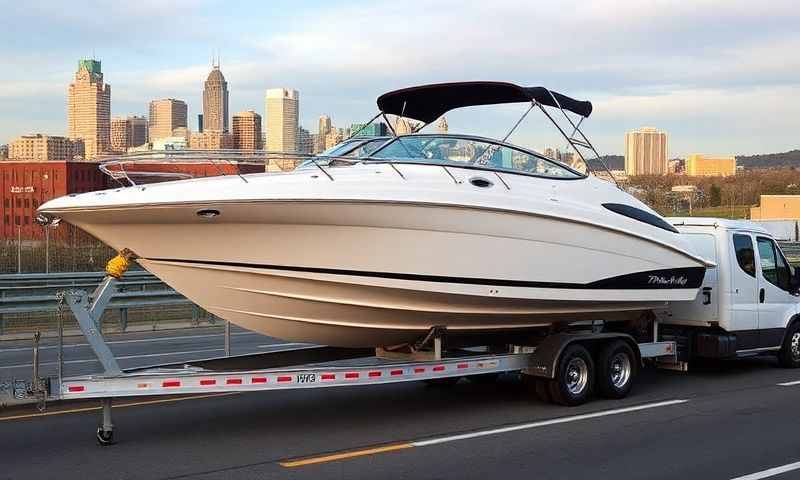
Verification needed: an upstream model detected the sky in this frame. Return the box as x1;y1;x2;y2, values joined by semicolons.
1;0;798;157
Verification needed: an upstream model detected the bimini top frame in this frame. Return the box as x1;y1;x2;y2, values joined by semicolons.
374;81;617;185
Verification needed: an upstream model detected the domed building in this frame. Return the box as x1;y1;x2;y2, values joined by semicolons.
202;64;229;132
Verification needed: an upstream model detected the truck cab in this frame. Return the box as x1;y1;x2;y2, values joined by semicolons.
658;218;800;364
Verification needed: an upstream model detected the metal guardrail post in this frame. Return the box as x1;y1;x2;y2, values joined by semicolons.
225;320;231;357
119;308;128;332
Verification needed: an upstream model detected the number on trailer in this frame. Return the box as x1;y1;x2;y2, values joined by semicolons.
297;373;317;384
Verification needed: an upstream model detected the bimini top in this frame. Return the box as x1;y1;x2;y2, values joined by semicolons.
376;81;593;123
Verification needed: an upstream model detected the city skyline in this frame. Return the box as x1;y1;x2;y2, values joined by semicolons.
1;1;798;157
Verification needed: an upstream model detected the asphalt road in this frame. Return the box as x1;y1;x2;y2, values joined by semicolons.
2;342;800;480
0;326;298;380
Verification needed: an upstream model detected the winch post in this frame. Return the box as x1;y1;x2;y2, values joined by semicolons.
62;275;122;376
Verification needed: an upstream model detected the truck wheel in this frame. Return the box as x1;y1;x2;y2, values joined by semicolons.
596;340;636;399
548;344;594;406
778;323;800;368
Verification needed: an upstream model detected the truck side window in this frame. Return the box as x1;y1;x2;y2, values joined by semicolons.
732;234;755;277
757;237;792;291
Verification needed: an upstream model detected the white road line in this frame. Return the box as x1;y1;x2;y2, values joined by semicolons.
731;461;800;480
0;348;225;369
257;343;312;349
412;399;689;447
777;380;800;386
0;331;261;353
0;342;310;370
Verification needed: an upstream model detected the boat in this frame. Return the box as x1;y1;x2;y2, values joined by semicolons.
37;81;709;348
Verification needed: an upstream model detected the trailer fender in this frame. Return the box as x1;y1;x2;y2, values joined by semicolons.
523;332;641;379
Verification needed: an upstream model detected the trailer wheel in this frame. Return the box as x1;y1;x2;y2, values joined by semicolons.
778;323;800;368
548;344;594;406
596;340;636;399
96;427;115;446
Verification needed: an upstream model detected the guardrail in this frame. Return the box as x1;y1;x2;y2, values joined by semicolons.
0;270;206;336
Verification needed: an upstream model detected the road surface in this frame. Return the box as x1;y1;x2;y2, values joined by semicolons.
2;329;800;480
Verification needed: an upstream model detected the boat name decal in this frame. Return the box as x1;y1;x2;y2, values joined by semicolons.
647;275;688;286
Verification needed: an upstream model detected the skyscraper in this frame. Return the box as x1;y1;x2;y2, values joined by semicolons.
318;115;332;137
437;116;448;134
232;111;263;151
624;127;668;176
68;59;111;160
148;99;188;141
202;65;229;132
265;89;299;152
297;127;313;154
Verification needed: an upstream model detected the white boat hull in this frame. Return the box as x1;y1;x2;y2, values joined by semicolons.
49;195;706;347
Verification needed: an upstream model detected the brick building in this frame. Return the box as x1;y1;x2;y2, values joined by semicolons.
0;161;109;239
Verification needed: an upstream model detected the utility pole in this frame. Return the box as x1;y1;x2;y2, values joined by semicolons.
17;226;22;274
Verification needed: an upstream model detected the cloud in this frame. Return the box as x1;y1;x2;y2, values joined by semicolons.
0;0;798;156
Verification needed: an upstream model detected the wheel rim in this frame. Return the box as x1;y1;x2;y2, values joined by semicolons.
565;357;589;395
609;352;632;389
791;332;800;361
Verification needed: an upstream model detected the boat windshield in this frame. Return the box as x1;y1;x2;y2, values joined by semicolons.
368;135;584;179
297;137;389;169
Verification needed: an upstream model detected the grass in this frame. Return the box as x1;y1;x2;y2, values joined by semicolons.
656;205;751;220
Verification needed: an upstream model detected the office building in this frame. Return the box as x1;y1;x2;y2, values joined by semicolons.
318;115;332;137
437;116;448;134
265;88;299;152
202;65;229;132
111;116;148;152
149;99;188;141
297;127;313;154
189;131;234;150
624;127;668;175
0;145;7;160
232;111;263;151
685;154;736;177
67;59;111;160
350;122;388;137
751;195;800;220
9;134;83;162
198;114;204;133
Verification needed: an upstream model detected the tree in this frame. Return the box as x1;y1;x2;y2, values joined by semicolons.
710;184;722;207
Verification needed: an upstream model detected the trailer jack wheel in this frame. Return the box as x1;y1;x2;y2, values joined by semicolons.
96;427;115;446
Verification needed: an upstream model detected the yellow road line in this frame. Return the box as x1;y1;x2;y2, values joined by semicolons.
279;443;414;468
0;393;236;422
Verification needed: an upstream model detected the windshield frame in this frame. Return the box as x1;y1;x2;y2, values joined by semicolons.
364;133;588;181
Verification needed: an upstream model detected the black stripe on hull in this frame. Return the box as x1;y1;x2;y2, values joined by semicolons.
147;258;706;290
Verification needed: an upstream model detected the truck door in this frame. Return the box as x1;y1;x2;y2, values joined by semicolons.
755;236;796;348
730;233;759;344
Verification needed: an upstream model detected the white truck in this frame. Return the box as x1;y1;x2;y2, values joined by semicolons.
24;218;800;445
659;217;800;367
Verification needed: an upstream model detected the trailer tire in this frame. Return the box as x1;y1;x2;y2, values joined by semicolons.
548;344;594;406
778;323;800;368
596;340;636;399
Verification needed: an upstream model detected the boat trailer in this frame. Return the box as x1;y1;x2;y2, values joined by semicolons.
24;273;678;445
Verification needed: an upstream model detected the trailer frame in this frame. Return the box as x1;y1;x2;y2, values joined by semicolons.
48;276;678;445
